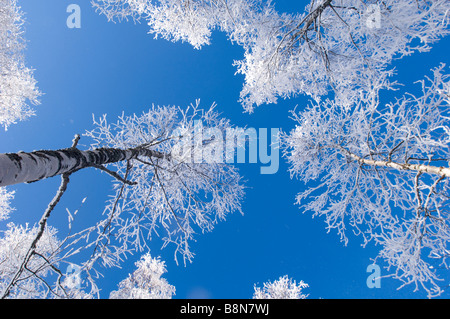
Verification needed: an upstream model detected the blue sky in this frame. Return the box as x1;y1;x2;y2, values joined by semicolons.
1;0;450;299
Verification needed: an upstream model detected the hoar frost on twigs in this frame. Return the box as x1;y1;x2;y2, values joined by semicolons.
0;101;245;298
91;0;450;112
0;223;61;299
253;275;309;299
83;101;245;267
0;187;14;221
282;65;450;297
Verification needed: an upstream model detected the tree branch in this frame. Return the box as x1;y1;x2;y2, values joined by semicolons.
91;163;137;185
1;135;79;298
1;172;71;299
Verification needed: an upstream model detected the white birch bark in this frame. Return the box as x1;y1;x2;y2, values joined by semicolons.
346;152;450;178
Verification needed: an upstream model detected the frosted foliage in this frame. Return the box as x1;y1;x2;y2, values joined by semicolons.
84;101;244;266
0;187;14;221
253;275;308;299
283;66;450;297
92;0;450;112
110;252;175;299
0;223;61;299
0;0;40;129
236;0;450;111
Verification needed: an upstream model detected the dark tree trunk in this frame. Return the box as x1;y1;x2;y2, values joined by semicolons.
0;145;168;187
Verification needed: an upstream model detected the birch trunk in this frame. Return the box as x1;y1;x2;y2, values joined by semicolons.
348;152;450;178
0;146;168;187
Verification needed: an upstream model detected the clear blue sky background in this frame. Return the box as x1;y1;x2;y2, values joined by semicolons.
1;0;450;299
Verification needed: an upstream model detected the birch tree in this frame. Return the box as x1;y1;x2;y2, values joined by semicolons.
0;0;41;129
282;65;450;297
91;0;450;112
0;223;62;299
0;101;245;298
0;187;14;221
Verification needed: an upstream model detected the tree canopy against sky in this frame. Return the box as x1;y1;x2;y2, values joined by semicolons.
1;0;450;299
109;252;176;299
0;102;246;298
90;0;450;298
92;0;450;112
253;274;309;299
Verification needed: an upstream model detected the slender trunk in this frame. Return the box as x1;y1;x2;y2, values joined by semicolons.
348;152;450;178
0;146;168;187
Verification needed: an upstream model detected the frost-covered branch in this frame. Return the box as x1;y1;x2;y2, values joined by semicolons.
0;223;63;299
82;101;245;265
1;171;71;298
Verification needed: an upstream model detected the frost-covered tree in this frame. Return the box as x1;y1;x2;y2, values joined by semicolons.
235;0;450;111
91;0;450;112
0;0;40;129
282;65;450;297
109;252;175;299
0;102;245;298
253;275;309;299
